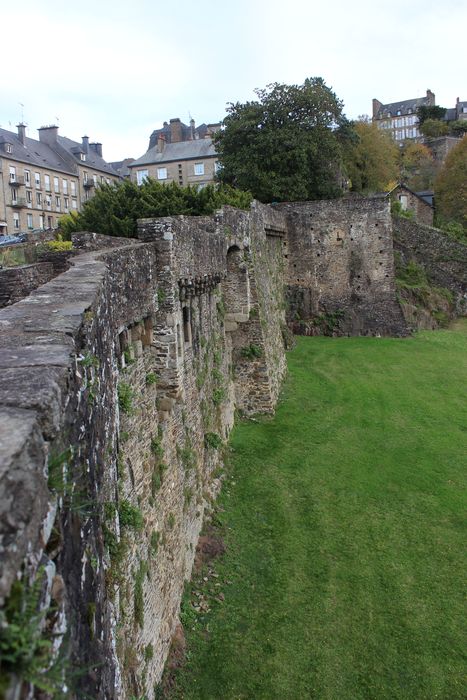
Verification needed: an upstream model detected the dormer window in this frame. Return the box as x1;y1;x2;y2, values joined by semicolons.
397;110;401;116
80;153;86;161
5;143;12;153
408;108;412;114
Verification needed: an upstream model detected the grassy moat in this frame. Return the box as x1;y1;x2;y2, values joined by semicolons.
166;322;467;700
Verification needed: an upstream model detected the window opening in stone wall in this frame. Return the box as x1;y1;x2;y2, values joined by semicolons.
176;323;182;357
223;245;250;321
183;306;191;345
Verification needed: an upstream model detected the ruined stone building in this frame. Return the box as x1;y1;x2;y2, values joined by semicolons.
1;196;465;698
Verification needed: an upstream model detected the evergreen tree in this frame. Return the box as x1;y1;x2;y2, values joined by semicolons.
214;77;346;202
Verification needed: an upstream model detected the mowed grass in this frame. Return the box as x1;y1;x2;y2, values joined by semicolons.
171;322;467;700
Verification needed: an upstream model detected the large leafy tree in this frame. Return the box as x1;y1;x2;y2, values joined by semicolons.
400;142;437;191
59;180;252;238
434;135;467;231
341;117;399;193
214;77;346;202
417;105;447;125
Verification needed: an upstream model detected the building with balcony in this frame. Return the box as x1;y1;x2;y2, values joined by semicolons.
0;123;119;236
129;117;221;189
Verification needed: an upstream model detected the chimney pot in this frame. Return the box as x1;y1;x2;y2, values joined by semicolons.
16;123;26;146
169;118;183;143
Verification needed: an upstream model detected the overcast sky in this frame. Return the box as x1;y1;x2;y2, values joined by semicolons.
1;0;466;162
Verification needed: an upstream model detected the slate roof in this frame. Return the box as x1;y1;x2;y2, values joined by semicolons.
0;127;119;177
57;136;119;176
130;139;217;168
374;95;433;119
110;158;135;178
0;127;76;175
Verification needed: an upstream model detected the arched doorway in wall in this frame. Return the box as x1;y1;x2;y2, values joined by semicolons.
223;245;250;322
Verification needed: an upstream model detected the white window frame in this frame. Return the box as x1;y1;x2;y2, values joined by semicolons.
13;213;20;229
44;174;51;191
5;143;12;153
71;181;76;195
54;177;59;193
24;170;31;185
157;167;168;180
194;162;204;176
27;213;33;229
35;172;41;188
36;192;42;206
9;166;16;182
137;169;149;186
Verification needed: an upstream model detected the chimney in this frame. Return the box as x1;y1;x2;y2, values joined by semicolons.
82;135;89;153
38;125;59;145
16;123;26;146
170;118;183;143
190;118;195;140
157;133;166;153
90;142;103;157
426;89;435;105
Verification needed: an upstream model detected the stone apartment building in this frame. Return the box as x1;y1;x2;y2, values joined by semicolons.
372;89;436;141
373;91;467;143
0;124;119;235
129;117;221;188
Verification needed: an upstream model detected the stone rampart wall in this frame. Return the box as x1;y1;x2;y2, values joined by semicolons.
0;262;54;307
276;197;408;336
393;217;467;313
0;203;289;699
0;197;418;699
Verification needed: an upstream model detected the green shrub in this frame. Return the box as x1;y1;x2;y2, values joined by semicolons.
145;372;157;386
204;432;223;449
150;531;160;555
119;500;144;531
240;344;263;360
41;239;73;252
118;382;134;414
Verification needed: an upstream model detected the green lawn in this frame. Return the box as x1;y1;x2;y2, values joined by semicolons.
169;322;467;700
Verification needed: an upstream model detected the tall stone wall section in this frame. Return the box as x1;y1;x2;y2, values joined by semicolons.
393;217;467;314
0;204;288;700
277;197;408;336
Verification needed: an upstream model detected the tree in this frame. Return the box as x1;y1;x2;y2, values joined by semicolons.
450;120;467;136
58;180;252;238
400;142;436;190
417;105;447;125
434;135;467;231
419;119;449;138
341;117;399;193
214;77;346;202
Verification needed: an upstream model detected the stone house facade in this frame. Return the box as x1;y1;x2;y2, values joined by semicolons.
372;89;436;141
0;124;119;236
129;117;220;189
389;184;434;226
